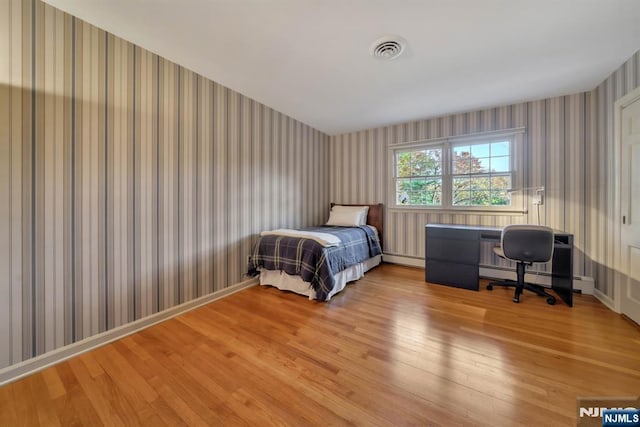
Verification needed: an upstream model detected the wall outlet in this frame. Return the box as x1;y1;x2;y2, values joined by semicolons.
532;188;544;206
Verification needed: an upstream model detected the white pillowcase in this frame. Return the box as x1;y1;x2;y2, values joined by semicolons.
333;205;369;223
326;205;369;226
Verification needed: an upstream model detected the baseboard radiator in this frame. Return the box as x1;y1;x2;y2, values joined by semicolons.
382;253;595;295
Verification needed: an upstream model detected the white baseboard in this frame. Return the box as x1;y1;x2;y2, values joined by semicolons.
594;288;618;313
382;253;424;268
0;277;258;386
479;267;595;295
480;267;550;286
383;254;594;295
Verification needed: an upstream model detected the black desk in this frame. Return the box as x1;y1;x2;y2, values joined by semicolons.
425;224;573;306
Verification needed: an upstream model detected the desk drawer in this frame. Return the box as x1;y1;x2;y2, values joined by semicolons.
426;260;479;290
426;237;479;264
426;226;479;240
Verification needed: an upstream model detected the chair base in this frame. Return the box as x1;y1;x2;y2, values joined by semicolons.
487;280;556;305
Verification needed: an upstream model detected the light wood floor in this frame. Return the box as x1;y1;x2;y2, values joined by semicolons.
2;264;639;426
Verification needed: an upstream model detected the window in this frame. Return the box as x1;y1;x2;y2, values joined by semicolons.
451;140;511;207
391;129;523;211
395;147;442;206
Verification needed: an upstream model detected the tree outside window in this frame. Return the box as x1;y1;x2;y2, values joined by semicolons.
396;148;442;206
393;135;516;209
451;141;511;206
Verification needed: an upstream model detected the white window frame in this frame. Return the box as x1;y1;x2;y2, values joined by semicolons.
389;128;526;213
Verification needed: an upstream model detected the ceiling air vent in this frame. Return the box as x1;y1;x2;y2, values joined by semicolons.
370;35;406;60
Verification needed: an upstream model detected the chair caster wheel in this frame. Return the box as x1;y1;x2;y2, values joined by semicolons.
486;284;493;290
546;297;556;305
512;297;520;303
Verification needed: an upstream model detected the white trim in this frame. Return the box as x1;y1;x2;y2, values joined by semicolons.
614;85;640;313
480;267;551;287
382;254;425;268
479;267;595;295
0;278;258;386
390;127;526;149
594;288;618;313
383;254;594;294
574;276;595;295
387;207;528;215
388;129;525;212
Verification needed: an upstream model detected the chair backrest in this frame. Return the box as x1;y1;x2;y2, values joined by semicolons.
501;224;554;263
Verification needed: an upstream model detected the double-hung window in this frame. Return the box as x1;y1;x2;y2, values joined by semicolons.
391;129;524;211
451;140;511;207
395;147;443;206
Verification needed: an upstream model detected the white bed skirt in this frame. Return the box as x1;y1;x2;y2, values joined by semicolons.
258;255;382;301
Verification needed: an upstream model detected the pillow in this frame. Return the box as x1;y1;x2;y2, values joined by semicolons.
332;205;369;225
327;205;369;226
326;209;362;226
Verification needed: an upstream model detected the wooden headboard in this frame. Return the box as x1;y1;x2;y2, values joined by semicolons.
330;203;384;250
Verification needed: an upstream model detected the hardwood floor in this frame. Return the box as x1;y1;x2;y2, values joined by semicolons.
1;263;639;426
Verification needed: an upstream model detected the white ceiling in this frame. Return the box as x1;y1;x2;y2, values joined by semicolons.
44;0;640;135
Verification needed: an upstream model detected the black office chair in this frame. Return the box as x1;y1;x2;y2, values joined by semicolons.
486;224;556;305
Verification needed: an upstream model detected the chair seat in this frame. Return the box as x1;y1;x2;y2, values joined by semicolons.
493;246;505;258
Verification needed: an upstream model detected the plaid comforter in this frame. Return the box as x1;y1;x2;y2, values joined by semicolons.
248;226;382;301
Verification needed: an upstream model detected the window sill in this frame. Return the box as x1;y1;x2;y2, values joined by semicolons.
388;206;528;216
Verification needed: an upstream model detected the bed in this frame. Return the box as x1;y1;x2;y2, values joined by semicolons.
248;203;384;301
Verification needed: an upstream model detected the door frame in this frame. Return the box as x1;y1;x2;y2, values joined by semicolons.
614;85;640;313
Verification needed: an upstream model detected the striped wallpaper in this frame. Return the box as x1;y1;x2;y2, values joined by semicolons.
592;51;640;302
1;0;638;372
330;96;592;276
0;0;329;369
330;50;640;300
